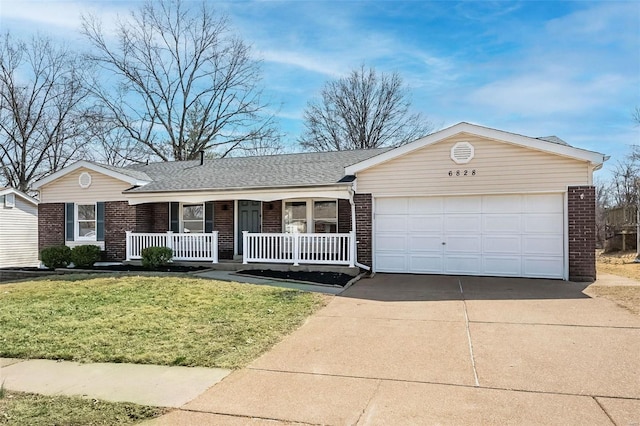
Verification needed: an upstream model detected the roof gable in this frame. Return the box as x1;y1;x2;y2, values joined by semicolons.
0;187;39;205
345;122;606;175
32;160;151;190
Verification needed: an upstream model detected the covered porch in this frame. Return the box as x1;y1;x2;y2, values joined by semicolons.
124;186;367;270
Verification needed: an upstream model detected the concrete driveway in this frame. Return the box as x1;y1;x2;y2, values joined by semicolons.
151;274;640;425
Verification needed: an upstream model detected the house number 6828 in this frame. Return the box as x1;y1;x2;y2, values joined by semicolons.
448;170;476;177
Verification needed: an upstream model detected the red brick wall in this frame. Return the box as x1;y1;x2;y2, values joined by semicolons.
38;203;65;252
135;204;152;233
338;199;352;233
354;193;372;267
105;201;138;261
262;200;282;233
568;186;596;282
214;200;234;259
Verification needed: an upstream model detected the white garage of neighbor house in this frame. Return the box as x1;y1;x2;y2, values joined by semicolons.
0;187;39;268
345;123;606;281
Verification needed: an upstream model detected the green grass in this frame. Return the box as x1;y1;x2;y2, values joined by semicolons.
0;274;328;369
0;391;166;425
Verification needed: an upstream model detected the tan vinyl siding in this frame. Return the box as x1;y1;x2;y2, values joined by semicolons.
357;133;591;196
39;167;130;203
0;197;39;267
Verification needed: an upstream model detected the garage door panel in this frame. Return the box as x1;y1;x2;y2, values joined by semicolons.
375;254;407;272
446;235;481;253
375;234;406;252
445;256;482;274
523;235;563;256
445;215;481;233
376;215;407;232
523;257;564;278
482;194;522;213
525;194;563;213
376;198;407;214
483;256;521;276
408;197;443;214
524;214;564;233
409;235;442;252
409;255;443;273
483;235;521;254
445;196;481;213
408;215;442;232
483;214;521;233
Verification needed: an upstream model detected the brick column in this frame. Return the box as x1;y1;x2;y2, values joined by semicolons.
262;201;282;233
354;193;372;267
568;186;596;282
214;200;234;259
38;203;65;253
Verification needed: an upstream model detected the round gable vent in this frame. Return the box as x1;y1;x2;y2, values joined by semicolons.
79;172;92;189
450;141;474;164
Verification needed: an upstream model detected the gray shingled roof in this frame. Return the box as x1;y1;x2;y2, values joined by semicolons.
124;149;389;193
536;136;569;146
88;161;151;182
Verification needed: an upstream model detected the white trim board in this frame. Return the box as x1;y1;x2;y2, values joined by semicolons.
32;161;150;189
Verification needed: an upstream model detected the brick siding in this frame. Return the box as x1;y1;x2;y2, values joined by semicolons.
38;203;65;253
568;186;596;282
338;199;352;233
214;200;234;259
354;193;372;267
262;200;282;233
104;201;138;261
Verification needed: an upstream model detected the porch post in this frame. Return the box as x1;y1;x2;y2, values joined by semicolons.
125;231;132;261
212;231;219;264
242;231;248;264
348;231;356;268
166;231;173;254
293;232;300;266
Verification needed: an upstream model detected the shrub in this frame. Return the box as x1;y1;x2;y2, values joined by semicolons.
141;246;173;269
70;245;101;268
40;245;72;269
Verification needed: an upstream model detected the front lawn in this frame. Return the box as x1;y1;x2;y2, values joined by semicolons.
0;391;166;425
0;275;328;369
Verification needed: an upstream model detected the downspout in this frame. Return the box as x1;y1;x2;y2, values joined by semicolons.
349;185;370;271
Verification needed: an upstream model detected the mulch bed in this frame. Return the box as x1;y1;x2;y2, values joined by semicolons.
79;264;210;273
238;269;354;286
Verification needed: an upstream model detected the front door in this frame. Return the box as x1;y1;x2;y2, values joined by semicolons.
237;200;261;254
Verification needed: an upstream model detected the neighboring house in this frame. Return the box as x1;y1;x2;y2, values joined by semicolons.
32;122;606;281
0;187;39;268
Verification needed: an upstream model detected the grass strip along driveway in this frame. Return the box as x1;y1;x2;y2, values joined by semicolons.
0;274;328;369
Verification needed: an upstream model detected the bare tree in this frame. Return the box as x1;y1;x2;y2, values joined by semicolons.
299;65;433;151
0;32;94;192
81;0;280;162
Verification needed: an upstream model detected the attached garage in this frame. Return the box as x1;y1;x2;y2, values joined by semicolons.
346;122;607;281
374;194;564;279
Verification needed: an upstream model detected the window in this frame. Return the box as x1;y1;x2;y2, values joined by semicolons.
284;201;307;233
4;193;15;208
313;200;337;233
182;204;204;233
284;199;338;233
76;204;96;239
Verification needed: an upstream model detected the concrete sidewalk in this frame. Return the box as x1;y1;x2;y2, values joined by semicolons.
0;358;230;408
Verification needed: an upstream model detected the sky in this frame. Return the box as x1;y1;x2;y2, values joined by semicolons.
0;0;638;180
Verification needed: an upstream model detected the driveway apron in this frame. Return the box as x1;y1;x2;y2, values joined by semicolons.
171;274;640;425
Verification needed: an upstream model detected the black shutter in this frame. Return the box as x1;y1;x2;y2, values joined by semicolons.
65;203;74;241
170;202;179;232
96;202;105;241
205;202;214;233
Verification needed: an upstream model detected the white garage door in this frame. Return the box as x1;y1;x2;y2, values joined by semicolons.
374;194;564;279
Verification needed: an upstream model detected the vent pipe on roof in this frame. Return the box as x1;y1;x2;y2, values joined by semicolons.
199;150;205;166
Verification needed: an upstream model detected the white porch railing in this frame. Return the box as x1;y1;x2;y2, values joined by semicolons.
242;231;355;267
126;231;219;263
